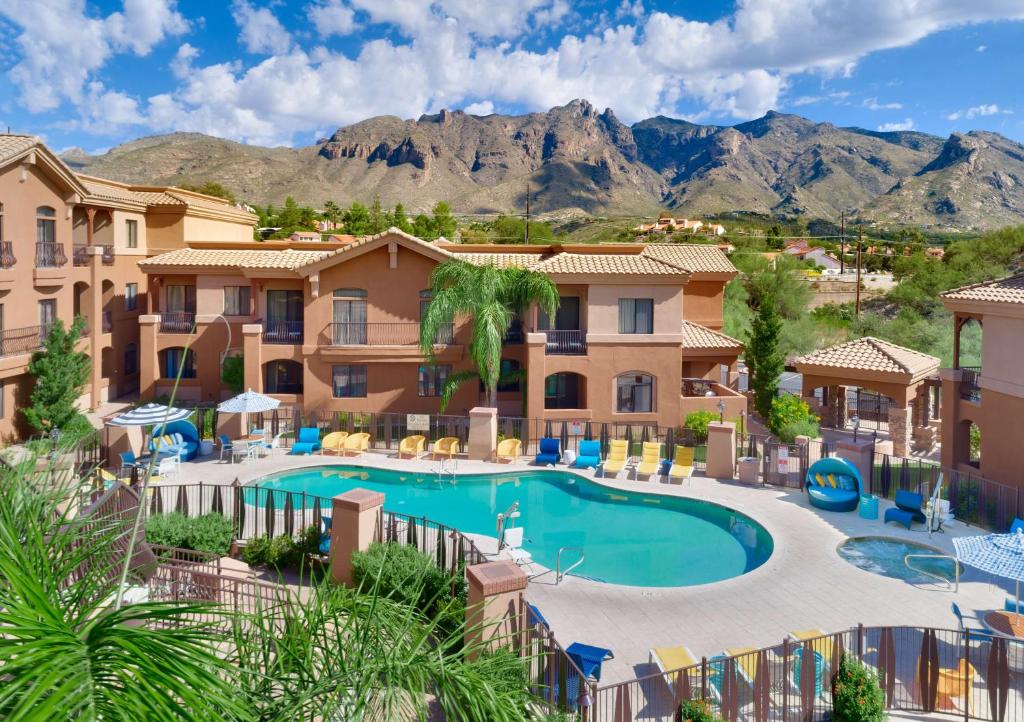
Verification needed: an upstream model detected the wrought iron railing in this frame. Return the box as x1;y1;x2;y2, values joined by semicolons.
72;244;89;266
160;311;195;334
0;241;16;269
960;366;982;402
0;323;51;357
100;244;114;265
544;329;587;355
263;320;303;344
330;321;453;346
35;241;67;268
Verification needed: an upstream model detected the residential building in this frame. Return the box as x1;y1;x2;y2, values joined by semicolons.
0;134;256;441
136;230;745;428
940;274;1024;488
784;240;841;270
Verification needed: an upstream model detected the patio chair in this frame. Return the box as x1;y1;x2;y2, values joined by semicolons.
318;515;332;556
572;440;601;469
566;642;614;683
431;437;460;459
495;438;522;463
261;432;285;457
321;431;349;455
150;420;200;461
929;658;976;712
398;435;426;459
119;451;142;478
217;435;234;463
150;455;180;484
649;645;700;698
668;446;695;484
501;526;533;568
635;441;663;480
600;439;628;478
533;437;561;466
342;432;371;456
290;427;322;455
884;490;926;529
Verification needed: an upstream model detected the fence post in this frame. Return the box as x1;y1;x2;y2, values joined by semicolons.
463;561;528;661
857;623;864;661
329;488;385;586
963;629;970;722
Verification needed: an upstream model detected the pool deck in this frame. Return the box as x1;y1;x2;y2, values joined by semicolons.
169;449;1012;685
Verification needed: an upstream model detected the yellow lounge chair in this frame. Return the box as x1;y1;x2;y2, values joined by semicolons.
789;629;833;665
496;438;522;463
601;439;629;478
321;431;349;455
431;437;460;459
342;432;370;456
669;446;695;484
635;441;663;480
398;434;426;458
649;645;700;697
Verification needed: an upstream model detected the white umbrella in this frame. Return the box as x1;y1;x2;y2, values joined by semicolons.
217;389;281;414
953;528;1024;611
106;403;192;427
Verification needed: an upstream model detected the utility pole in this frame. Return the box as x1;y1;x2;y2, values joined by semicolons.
839;211;845;274
855;227;863;315
524;183;530;244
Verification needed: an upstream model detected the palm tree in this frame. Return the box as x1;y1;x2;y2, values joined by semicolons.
419;260;559;411
322;200;341;227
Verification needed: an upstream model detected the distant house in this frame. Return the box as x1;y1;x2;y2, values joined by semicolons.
925;247;945;259
327;234;359;244
783;240;840;270
289;231;322;242
705;223;726;236
317;220;342;231
634;217;713;235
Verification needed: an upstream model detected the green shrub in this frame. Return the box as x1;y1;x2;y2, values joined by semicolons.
145;512;191;549
777;416;821;443
832;654;885;722
679;699;722;722
187;513;234;555
266;535;296;568
683;410;718;443
242;535;270;567
767;394;819;439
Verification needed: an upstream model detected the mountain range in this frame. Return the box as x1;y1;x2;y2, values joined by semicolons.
64;100;1024;231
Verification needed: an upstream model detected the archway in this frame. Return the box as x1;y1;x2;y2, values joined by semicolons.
159;347;196;379
264;360;303;394
544;372;585;410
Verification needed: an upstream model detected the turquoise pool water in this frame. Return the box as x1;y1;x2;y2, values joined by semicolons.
837;536;958;583
249;466;773;587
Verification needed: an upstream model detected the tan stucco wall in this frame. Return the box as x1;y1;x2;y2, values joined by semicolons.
586;283;682;334
683;280;727;330
941;374;1024;489
183;215;255;243
980;315;1024;391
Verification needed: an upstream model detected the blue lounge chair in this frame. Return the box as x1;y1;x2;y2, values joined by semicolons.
566;642;614;683
527;603;550;630
1011;518;1024;534
290;427;322;455
805;456;862;512
319;515;332;555
573;440;601;469
534;437;561;465
884;489;926;529
150;420;201;461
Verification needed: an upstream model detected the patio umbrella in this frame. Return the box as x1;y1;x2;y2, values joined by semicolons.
953;528;1024;611
106;403;192;427
217;389;281;414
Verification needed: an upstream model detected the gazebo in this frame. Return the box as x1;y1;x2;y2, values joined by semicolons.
793;337;940;456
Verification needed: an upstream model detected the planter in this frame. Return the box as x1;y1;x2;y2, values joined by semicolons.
199;439;215;456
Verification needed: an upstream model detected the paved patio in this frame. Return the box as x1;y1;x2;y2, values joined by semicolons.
165;448;1014;685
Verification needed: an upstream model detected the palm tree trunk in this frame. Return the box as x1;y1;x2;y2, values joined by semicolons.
488;383;498;409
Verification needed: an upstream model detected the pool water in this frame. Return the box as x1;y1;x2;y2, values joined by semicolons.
250;466;774;587
837;536;958;583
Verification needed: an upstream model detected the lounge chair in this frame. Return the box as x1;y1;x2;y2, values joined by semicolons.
290;427;322;455
398;434;426;459
150;420;200;461
341;432;370;456
649;645;699;697
261;432;285;457
496;438;522;463
573;440;601;469
566;642;614;683
789;629;833;668
320;431;349;455
668;446;695;484
502;526;533;568
429;437;459;459
635;441;663;480
884;489;926;529
600;439;628;478
805;456;862;512
534;437;561;466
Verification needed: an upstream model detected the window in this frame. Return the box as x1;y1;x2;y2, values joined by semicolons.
165;284;196;313
419;289;432;319
264;360;303;394
124;343;138;375
36;206;56;244
418;364;451;397
125;219;138;248
481;359;521;392
125;283;138;311
38;299;56;330
618;298;654;334
161;347;196;379
333;364;367;398
224;286;251;316
538;296;580;330
544;372;582;409
616;373;654;413
333;288;367;344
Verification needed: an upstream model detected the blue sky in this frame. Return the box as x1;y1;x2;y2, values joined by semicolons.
1;1;1022;152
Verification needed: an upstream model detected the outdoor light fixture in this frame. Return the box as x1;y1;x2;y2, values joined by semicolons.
852;415;861;442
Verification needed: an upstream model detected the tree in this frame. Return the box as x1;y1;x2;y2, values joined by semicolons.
179;181;236;204
420;261;558;410
278;196;302;228
747;293;784;420
431;201;457;239
410;213;434;238
368;196;386;235
342;202;372;235
23;317;91;434
221;354;244;394
322;200;340;225
391;203;412;233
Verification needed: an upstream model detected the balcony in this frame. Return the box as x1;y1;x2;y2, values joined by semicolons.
544;329;587;355
263;320;304;345
35;242;67;268
959;366;981;402
680;377;748;418
73;245;89;267
101;244;114;265
0;324;50;358
102;310;113;334
503;323;525;345
0;241;16;269
160;312;196;334
331;321;453;346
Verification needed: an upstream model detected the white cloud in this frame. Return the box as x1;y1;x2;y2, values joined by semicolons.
877;118;915;131
977;44;987;51
232;0;290;54
863;97;902;110
947;103;1008;121
171;43;200;79
791;95;824;106
307;0;356;38
464;100;495;115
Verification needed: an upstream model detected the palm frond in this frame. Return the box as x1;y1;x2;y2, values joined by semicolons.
438;369;478;413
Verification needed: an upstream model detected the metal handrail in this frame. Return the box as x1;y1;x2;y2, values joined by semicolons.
556;546;585;583
904;553;960;590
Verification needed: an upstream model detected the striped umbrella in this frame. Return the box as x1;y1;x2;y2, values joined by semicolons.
106;403;192;427
217;389;281;414
954;529;1024;610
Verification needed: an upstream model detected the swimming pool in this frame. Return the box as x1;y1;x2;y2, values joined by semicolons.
837;536;958;584
250;465;774;587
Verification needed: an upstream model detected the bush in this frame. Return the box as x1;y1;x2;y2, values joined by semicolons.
832;654;885;722
767;394;819;440
240;527;322;569
679;699;722;722
145;512;234;555
145;512;191;549
683;410;718;443
777;417;821;444
242;535;271;567
266;535;297;568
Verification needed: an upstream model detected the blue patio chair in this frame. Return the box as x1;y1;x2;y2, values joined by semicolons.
884;490;926;529
527;603;550;630
290;427;322;455
118;451;142;477
565;642;614;683
217;435;234;462
319;515;332;555
573;440;601;469
534;438;561;465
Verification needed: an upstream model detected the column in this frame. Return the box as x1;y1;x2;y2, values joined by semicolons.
464;561;528;660
887;404;912;458
242;323;263;392
836;439;875;495
138;315;159;399
329;488;384;587
705;421;736;479
87;245;104;408
467;406;498;461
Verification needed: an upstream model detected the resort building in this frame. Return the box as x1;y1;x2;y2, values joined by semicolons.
0;134;256;440
136;231;745;428
940;274;1024;487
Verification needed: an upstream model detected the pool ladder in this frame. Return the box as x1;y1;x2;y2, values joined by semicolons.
556;546;585;584
435;457;456;485
904;553;961;590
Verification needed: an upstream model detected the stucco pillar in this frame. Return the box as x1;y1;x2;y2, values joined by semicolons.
138;315;159;399
242;323;263;393
87;245;104;408
464;561;528;660
525;332;547;425
329;488;384;587
467;406;497;461
705;421;736;479
836;438;874;496
888;404;912;458
827;385;848;429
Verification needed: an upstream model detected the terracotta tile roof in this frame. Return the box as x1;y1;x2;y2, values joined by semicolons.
641;244;737;273
529;252;686;275
942;274;1024;305
81;178;148;206
794;337;939;377
139;247;332;270
456;252;548;268
0;134;40;163
680;321;743;350
135;190;186;205
291;228;455;272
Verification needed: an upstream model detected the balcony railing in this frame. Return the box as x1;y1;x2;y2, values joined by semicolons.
959;365;981;402
35;242;67;268
331;321;453;346
102;310;112;333
0;324;51;357
682;377;718;397
101;244;114;265
73;245;89;267
160;312;196;334
0;241;16;269
263;320;304;345
544;329;587;355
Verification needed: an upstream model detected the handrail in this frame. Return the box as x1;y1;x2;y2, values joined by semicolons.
904;553;960;590
556;546;585;583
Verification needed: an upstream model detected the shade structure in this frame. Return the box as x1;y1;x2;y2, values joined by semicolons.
106;403;193;427
217;389;281;414
954;529;1024;607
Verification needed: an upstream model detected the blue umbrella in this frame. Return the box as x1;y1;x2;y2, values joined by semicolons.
953;528;1024;609
106;403;192;427
217;389;281;414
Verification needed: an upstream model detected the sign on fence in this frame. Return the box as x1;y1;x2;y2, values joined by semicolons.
407;414;430;431
776;446;789;475
569;421;583;436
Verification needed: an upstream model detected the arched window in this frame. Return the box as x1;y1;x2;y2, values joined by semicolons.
333;288;367;344
616;372;654;413
265;360;303;394
544;372;584;409
160;347;195;379
36;206;56;244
